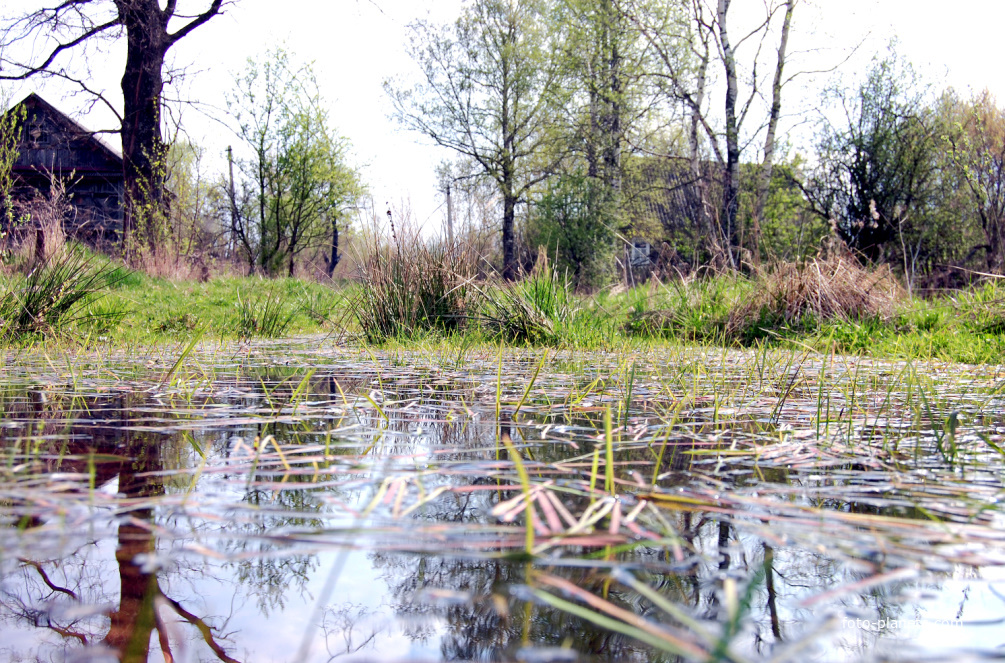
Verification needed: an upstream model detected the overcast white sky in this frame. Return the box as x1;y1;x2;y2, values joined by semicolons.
4;0;1004;234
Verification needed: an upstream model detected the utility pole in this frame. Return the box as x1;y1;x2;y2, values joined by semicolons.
445;182;454;245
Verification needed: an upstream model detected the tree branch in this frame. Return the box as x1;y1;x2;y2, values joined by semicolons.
0;18;118;81
167;0;225;45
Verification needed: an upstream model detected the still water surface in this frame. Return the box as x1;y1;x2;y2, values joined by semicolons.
2;339;1005;662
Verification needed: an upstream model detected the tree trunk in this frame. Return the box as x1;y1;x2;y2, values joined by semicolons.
117;0;170;258
502;190;518;281
752;0;795;265
328;215;340;278
602;3;623;207
717;0;740;269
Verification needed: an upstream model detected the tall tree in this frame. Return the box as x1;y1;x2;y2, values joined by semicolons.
228;50;364;277
750;0;795;264
387;0;561;280
806;52;937;263
0;0;228;255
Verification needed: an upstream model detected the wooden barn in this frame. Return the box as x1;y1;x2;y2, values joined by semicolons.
5;93;124;246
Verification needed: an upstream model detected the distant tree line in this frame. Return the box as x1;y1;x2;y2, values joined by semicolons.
389;0;1005;290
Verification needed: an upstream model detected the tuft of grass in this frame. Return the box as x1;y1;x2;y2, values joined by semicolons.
624;275;739;343
353;228;478;342
726;256;901;341
480;260;578;345
234;288;296;338
157;312;200;334
0;245;127;342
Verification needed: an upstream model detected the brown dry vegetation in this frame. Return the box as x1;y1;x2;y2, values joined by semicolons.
726;254;903;335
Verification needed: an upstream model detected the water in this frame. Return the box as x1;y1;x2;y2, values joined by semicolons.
1;339;1005;662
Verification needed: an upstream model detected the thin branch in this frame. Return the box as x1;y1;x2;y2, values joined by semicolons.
167;0;225;45
0;19;118;81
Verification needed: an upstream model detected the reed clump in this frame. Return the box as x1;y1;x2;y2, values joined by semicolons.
624;275;737;342
479;254;579;345
234;287;296;338
353;223;479;342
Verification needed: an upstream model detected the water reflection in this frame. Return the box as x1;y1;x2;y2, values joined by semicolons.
0;348;1003;662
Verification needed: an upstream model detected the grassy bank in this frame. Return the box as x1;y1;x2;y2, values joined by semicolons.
0;249;347;344
2;246;1004;364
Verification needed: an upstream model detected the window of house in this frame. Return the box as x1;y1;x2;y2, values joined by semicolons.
27;117;49;146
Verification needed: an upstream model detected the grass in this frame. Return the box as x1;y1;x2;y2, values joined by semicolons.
0;246;127;342
352;228;479;342
2;241;1005;365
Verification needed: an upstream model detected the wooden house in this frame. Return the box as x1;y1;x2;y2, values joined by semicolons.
5;93;124;246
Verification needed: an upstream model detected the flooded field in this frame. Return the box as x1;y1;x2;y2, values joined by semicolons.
2;338;1005;662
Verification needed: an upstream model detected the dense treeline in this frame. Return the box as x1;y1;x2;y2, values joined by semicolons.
389;0;1005;291
1;0;1003;290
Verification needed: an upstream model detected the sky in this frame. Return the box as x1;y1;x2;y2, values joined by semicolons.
3;0;1004;235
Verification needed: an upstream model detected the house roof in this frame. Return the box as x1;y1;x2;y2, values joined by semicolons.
7;92;123;166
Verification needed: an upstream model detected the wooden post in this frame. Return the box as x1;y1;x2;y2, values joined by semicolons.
445;183;454;246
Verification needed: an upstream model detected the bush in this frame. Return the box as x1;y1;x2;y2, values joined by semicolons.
525;173;618;289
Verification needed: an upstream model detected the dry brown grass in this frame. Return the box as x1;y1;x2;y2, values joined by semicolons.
727;255;903;335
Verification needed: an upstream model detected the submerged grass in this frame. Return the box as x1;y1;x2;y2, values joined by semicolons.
4;338;1005;660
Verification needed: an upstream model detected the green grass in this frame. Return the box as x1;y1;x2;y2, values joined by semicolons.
4;243;1005;364
98;274;347;342
81;274;1005;363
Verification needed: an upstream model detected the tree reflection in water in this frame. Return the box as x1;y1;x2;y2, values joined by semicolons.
1;395;243;663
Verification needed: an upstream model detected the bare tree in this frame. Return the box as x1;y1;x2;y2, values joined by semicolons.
1;0;229;254
628;0;799;269
751;0;795;264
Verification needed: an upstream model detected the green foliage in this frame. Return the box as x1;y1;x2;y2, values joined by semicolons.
624;277;737;343
234;288;296;339
0;99;26;239
739;159;828;262
808;49;939;265
157;312;200;334
480;262;579;345
387;0;561;279
0;246;127;342
230;48;365;277
527;173;618;288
